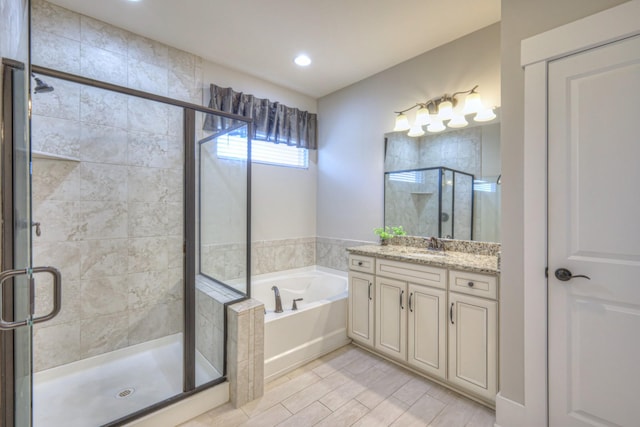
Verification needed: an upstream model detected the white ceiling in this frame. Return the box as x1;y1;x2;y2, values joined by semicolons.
47;0;500;98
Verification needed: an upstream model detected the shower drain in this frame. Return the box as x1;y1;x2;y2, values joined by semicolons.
115;387;135;399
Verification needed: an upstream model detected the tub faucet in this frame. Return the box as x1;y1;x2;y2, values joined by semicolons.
271;286;283;313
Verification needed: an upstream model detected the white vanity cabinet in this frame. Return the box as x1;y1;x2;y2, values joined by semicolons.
347;252;499;405
348;255;375;347
447;270;498;401
408;283;447;380
374;276;407;360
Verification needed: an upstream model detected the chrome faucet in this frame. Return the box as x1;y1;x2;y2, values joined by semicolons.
271;286;283;313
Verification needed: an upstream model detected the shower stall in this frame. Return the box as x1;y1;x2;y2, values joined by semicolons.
384;167;475;240
2;59;251;426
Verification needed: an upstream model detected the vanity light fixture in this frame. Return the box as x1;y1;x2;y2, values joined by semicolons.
392;85;496;136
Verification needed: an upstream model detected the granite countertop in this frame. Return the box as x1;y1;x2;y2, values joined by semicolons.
347;244;499;275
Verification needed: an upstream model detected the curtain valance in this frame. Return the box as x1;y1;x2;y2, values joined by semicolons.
203;84;317;150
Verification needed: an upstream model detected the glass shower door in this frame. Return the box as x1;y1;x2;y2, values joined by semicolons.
1;60;34;427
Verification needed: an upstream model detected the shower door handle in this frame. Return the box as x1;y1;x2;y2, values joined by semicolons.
0;266;62;330
31;266;62;324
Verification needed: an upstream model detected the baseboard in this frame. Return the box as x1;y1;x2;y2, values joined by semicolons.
125;382;229;427
264;328;350;382
495;392;526;427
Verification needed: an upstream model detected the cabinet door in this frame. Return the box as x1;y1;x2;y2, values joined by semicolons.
407;284;446;380
448;292;497;401
348;272;375;347
375;277;407;361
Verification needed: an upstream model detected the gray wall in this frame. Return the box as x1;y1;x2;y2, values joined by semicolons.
317;23;501;243
499;0;629;404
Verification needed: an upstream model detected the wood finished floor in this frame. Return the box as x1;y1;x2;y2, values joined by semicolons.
180;344;496;427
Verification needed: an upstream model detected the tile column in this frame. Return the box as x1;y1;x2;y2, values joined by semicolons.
227;298;264;407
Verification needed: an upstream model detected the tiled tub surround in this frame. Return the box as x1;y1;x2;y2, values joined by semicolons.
316;237;375;272
200;237;316;284
30;0;205;372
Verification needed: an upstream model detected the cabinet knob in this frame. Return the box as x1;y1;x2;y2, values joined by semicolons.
468;281;474;287
358;261;363;266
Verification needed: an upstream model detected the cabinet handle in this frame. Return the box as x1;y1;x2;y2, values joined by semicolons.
409;292;413;312
450;302;454;324
400;290;404;310
368;282;372;301
468;281;474;287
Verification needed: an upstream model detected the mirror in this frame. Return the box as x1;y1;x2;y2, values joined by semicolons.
384;112;500;242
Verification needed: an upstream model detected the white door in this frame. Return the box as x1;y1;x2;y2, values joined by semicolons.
548;34;640;427
348;272;374;346
375;277;407;360
407;284;446;379
448;292;497;401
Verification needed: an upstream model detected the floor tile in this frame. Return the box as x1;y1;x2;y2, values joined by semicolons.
391;393;446;427
241;371;321;417
392;376;434;406
281;370;351;414
275;401;331;427
352;396;409;426
240;403;291;427
428;395;478;427
314;399;369;427
354;366;413;409
179;344;496;427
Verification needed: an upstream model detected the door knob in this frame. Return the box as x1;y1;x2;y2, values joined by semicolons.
554;268;590;282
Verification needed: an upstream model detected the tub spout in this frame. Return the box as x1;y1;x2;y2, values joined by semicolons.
271;286;283;313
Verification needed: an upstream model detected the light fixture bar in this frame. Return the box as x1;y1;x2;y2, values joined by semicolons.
392;85;496;137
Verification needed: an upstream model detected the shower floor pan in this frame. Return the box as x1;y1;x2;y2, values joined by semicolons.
33;333;219;427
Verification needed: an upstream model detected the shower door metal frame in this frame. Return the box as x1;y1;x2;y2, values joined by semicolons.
15;65;252;427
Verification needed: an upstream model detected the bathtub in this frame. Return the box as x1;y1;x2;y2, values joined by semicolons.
251;266;350;381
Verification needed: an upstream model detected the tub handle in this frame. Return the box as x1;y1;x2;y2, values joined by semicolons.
408;292;413;312
368;282;372;301
292;298;303;310
400;290;404;310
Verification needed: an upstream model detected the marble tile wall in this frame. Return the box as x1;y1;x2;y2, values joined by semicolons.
199;237;316;282
30;0;203;372
316;237;375;272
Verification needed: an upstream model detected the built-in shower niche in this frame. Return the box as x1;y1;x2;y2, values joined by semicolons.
384;167;474;240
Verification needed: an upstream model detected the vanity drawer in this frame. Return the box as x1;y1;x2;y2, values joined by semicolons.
376;259;446;289
449;270;498;300
349;255;375;274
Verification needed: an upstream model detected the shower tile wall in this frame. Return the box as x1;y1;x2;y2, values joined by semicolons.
30;0;202;371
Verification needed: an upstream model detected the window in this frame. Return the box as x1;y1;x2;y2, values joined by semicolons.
216;134;308;169
388;171;424;183
474;179;497;192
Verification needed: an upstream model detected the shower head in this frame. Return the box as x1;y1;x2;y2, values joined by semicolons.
31;73;54;94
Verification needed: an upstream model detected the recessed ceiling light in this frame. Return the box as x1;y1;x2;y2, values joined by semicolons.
294;54;311;67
